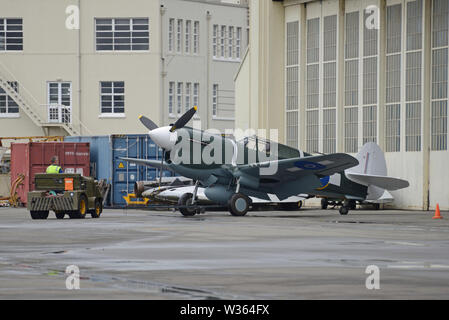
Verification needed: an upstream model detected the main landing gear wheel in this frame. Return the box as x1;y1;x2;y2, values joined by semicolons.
228;193;250;217
178;193;197;217
321;198;329;210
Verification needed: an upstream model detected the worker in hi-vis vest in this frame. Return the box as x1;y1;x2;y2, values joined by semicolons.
46;156;63;174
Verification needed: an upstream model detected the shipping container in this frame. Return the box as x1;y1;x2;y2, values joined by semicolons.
65;135;173;207
10;142;90;205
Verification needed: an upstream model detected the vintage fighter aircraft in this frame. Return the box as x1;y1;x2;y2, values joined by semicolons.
121;107;362;216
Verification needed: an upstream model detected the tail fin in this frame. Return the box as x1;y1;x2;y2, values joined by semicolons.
345;143;409;198
348;142;387;176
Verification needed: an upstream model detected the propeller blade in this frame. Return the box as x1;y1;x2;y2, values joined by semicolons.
170;106;197;132
139;115;158;131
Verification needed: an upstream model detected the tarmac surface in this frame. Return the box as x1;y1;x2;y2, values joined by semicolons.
0;206;448;299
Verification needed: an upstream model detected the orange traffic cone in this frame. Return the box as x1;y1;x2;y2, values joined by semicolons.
433;204;443;219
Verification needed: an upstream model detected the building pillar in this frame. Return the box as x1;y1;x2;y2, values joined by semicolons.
337;0;345;152
422;0;432;210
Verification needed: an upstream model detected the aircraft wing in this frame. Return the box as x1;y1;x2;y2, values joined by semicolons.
239;153;359;180
119;157;174;172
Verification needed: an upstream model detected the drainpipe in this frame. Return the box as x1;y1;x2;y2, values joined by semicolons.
206;11;212;129
160;4;167;126
78;0;82;135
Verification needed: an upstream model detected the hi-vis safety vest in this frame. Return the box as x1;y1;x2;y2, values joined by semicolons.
46;165;62;174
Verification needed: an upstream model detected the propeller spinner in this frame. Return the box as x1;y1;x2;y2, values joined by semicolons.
138;106;197;187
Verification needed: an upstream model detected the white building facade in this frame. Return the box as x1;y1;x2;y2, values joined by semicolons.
0;0;248;139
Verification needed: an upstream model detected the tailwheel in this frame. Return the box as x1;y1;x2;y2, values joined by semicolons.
339;206;349;215
178;193;197;217
228;193;251;217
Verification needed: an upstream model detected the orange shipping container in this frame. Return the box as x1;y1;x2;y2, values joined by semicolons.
10;142;90;205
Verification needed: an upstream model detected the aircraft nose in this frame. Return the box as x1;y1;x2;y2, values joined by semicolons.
149;126;176;151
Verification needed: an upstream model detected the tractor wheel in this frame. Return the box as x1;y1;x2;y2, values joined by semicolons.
55;211;65;219
70;195;88;219
90;199;102;218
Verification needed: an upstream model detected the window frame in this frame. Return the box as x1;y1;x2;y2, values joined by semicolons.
99;81;125;117
95;18;150;52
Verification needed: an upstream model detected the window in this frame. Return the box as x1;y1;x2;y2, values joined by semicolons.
307;18;320;64
176;82;183;114
286;111;298;148
193;21;199;54
404;0;423;152
387;4;402;54
220;25;226;58
95;18;149;51
431;101;447;151
432;0;448;48
306;110;319;153
323;15;337;62
345;60;358;106
168;82;174;115
344;107;358;153
228;26;234;59
323;62;336;108
431;0;448;151
213;25;218;58
363;105;377;144
213;24;242;61
406;0;423;51
0;81;19;115
406;103;421;151
345;12;359;107
306;18;320;152
212;84;218;117
177;19;183;53
345;12;359;59
100;81;124;114
185;82;191;113
406;52;422;101
385;104;401;152
0;18;23;51
386;55;401;103
48;82;72;123
306;64;319;109
193;83;199;109
323;109;336;153
185;20;191;54
236;27;242;59
363;57;377;105
168;19;174;52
